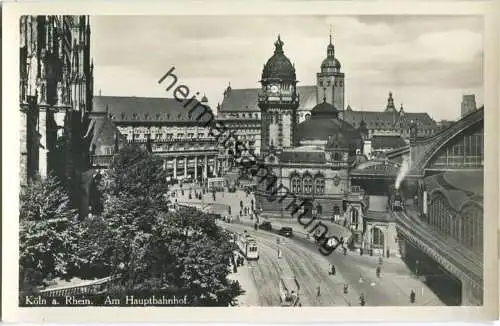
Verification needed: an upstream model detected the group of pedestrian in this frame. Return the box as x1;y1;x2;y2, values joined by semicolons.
229;253;245;273
328;263;336;276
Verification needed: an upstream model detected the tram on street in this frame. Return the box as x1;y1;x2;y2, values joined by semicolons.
236;232;259;260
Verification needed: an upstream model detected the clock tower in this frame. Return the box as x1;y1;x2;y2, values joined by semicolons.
258;35;299;157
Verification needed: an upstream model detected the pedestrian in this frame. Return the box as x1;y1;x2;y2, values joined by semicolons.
343;284;348;294
240;200;243;209
410;290;416;304
316;285;321;297
328;264;332;275
359;293;366;306
376;266;381;278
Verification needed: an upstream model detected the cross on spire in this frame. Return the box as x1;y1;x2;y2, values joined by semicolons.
329;24;333;44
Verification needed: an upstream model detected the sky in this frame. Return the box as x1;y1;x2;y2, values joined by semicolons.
90;15;483;121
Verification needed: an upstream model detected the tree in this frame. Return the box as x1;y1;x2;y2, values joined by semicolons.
19;174;80;292
96;144;243;306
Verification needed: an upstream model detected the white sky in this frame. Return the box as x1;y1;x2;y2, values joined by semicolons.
91;15;483;121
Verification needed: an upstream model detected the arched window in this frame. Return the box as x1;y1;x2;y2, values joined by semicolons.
314;175;325;194
334;153;340;161
303;174;313;194
333;205;340;216
291;174;302;194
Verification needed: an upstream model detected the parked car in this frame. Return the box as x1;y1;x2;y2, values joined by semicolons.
259;221;273;231
278;227;293;237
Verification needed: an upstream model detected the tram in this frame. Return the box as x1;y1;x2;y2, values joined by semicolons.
236;232;259;260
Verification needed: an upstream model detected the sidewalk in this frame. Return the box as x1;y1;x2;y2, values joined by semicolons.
373;270;444;306
227;264;260;306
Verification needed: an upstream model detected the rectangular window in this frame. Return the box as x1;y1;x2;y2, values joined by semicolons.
177;133;183;138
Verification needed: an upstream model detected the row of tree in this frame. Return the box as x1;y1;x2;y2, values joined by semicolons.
19;145;243;306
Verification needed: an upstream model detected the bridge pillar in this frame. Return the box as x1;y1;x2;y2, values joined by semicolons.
461;278;483;306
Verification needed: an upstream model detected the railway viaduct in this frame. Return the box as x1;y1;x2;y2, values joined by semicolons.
351;107;484;306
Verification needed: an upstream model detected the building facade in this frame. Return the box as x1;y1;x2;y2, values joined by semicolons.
215;33;439;172
216;87;261;172
93;96;220;182
20;16;94;192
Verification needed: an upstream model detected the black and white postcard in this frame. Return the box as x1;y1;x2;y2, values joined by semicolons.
2;0;498;323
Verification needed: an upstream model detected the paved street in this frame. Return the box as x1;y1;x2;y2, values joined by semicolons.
177;187;444;307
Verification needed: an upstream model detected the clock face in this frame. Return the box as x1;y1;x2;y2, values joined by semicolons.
270;85;279;93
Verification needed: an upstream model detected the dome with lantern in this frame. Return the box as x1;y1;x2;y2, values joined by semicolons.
261;35;296;81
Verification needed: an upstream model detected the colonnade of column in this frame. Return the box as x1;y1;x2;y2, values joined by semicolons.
163;155;219;181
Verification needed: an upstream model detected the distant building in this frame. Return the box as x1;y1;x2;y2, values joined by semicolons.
19;16;94;202
92;95;220;181
461;94;477;117
344;97;438;140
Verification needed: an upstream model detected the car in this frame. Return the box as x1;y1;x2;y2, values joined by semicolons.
278;227;293;237
259;221;273;231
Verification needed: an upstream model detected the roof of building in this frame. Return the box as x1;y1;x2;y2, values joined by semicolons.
261;35;296;81
297;103;362;149
424;171;483;212
343;110;436;129
219;85;316;113
371;135;407;150
279;149;326;164
310;100;338;118
93;95;213;124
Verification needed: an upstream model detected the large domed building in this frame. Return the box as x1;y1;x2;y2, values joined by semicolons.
255;37;366;236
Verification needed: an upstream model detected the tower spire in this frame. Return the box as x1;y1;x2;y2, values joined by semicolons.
329;25;332;45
